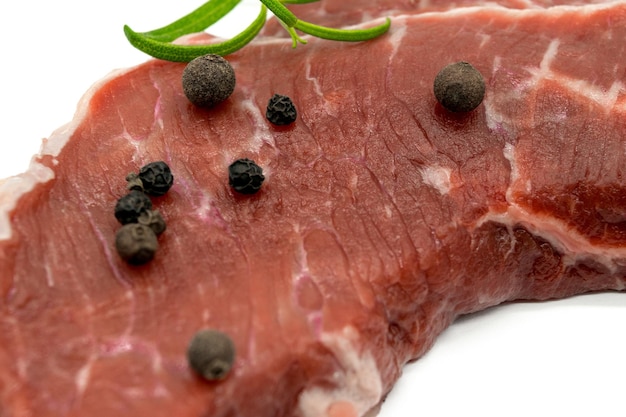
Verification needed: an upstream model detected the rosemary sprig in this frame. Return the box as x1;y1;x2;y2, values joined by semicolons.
124;0;391;62
295;16;391;42
124;5;267;62
142;0;242;42
260;0;391;47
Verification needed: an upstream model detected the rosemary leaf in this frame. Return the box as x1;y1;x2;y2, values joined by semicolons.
124;5;267;62
294;17;392;42
143;0;242;42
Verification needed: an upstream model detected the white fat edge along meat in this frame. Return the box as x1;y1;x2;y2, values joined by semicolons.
472;142;626;278
0;67;138;241
1;2;624;416
475;204;626;282
298;326;383;417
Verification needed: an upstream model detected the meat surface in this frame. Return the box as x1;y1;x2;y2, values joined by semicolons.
1;1;626;416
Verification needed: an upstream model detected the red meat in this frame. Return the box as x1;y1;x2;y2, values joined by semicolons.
1;1;625;416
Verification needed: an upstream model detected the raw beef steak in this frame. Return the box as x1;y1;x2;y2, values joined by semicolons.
1;1;625;417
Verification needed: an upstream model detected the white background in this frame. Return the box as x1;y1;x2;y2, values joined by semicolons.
0;1;624;416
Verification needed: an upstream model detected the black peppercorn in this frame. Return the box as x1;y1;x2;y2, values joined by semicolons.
187;329;235;381
137;209;167;235
182;54;236;107
114;190;153;225
115;223;158;264
266;94;297;125
138;161;174;196
228;158;265;194
433;61;485;112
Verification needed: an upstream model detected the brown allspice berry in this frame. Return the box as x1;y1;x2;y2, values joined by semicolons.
434;61;485;112
182;54;236;107
187;329;236;381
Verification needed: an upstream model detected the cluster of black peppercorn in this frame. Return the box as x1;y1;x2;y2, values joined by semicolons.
179;55;284;197
113;161;174;264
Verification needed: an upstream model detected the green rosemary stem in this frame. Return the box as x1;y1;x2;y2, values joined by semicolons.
261;0;390;46
259;0;299;27
124;0;391;61
143;0;242;42
294;17;392;42
124;5;267;61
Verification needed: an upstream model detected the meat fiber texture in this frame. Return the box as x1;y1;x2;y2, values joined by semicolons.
1;1;626;416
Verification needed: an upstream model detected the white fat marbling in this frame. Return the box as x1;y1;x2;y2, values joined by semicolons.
298;326;382;417
419;165;452;195
477;205;626;275
386;18;407;65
